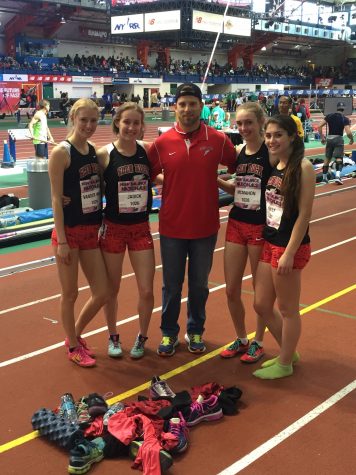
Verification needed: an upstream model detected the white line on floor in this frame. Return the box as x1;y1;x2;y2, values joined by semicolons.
0;238;355;367
217;380;356;475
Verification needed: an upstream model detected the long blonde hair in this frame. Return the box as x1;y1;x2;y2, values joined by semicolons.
67;98;99;137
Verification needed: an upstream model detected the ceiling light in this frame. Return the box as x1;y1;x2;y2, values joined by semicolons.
60;16;66;24
261;46;267;51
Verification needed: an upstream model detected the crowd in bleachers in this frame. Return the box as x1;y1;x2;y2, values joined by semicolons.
0;53;353;82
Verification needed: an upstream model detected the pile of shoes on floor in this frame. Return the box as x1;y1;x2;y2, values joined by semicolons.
31;376;242;475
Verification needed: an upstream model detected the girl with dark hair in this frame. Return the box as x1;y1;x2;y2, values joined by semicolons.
97;102;155;359
252;114;315;379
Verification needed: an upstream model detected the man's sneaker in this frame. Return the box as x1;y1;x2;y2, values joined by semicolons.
130;334;148;359
108;335;122;358
184;333;206;353
68;346;96;368
220;338;249;358
334;177;343;185
149;376;176;400
129;440;173;473
65;337;95;357
103;402;125;426
68;439;104;474
167;412;189;454
321;177;329;184
157;336;179;356
184;394;223;427
240;341;265;364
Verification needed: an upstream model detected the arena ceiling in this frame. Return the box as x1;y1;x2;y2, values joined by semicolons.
0;0;353;61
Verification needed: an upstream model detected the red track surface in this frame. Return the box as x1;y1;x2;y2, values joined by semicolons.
0;122;356;475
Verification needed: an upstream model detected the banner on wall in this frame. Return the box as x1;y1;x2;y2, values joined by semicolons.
28;75;72;83
93;77;112;84
3;74;28;82
0;81;42;114
315;78;334;87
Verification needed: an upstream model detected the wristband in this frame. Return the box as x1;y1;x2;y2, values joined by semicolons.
58;242;68;245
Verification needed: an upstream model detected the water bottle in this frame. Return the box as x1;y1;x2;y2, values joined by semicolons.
60;393;78;424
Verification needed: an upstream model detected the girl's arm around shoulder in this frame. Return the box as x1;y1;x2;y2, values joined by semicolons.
138;140;152;154
217;176;235;195
96;144;110;170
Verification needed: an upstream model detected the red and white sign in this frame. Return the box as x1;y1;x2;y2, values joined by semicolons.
315;78;334;87
28;75;72;83
0;81;42;113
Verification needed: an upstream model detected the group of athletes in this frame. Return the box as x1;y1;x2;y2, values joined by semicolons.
45;81;350;380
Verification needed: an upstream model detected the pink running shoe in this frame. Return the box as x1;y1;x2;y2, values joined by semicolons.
68;346;96;368
65;337;95;357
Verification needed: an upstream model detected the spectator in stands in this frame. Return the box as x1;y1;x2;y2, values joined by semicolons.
252;115;315;379
97;103;155;359
317;102;354;185
48;98;110;367
28;99;54;159
148;83;237;357
277;95;304;139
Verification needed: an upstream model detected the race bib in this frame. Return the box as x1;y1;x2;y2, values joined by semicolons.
118;180;148;213
265;189;283;229
234;175;261;210
80;175;101;214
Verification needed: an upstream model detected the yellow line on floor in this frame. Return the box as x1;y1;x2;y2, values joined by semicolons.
1;283;355;454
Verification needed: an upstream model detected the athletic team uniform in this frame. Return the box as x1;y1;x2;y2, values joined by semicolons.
261;167;311;269
226;142;272;245
51;140;102;250
148;123;237;239
99;141;154;253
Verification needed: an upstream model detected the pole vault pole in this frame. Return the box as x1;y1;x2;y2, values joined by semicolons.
200;0;231;90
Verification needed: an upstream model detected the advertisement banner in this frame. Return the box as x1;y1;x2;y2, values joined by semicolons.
72;76;94;83
28;75;72;83
93;77;112;84
80;27;108;40
129;77;162;85
111;14;144;34
192;10;224;33
315;78;334;87
224;16;251;37
3;74;28;82
145;10;180;32
0;81;42;114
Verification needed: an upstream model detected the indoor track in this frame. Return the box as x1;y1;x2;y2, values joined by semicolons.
0;120;356;475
